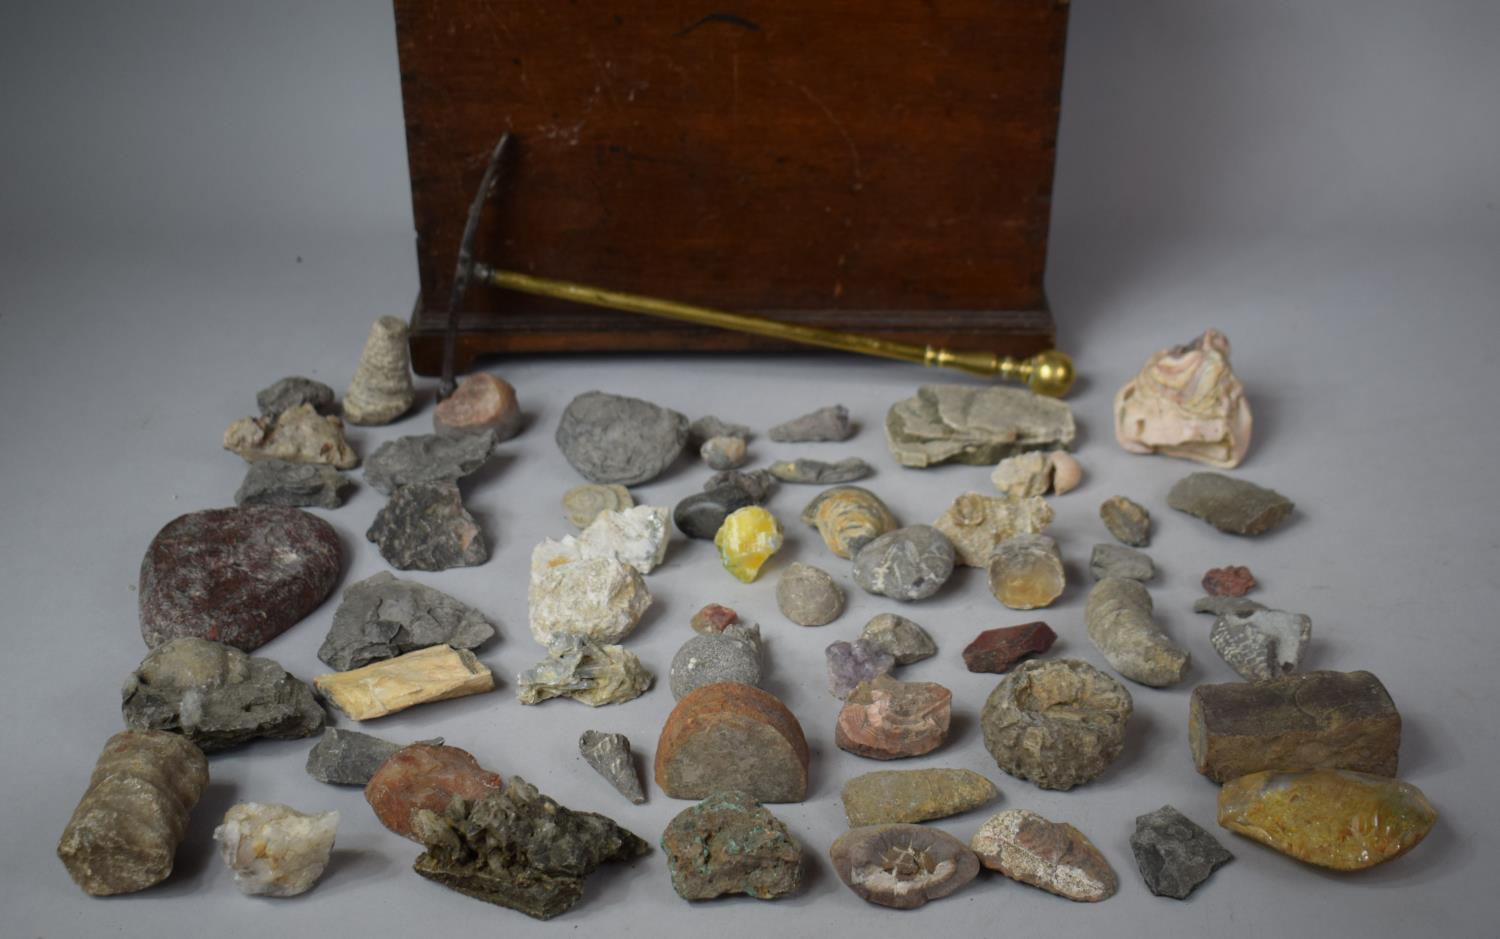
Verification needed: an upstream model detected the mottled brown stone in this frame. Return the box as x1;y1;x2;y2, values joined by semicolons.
840;768;997;827
970;809;1117;902
690;603;738;634
1202;566;1256;597
963;622;1057;673
364;743;503;841
835;675;952;760
655;682;809;803
434;373;522;440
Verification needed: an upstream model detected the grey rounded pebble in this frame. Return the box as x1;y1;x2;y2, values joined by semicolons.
556;391;689;485
700;435;748;470
674;487;755;539
852;525;956;601
859;613;937;665
669;627;762;699
775;562;844;626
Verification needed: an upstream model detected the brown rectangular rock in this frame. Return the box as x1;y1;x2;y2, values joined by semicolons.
314;645;494;720
1188;670;1400;783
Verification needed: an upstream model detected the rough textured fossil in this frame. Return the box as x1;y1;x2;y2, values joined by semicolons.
981;658;1132;790
1085;577;1189;687
830;824;980;909
800;486;898;559
1114;329;1252;468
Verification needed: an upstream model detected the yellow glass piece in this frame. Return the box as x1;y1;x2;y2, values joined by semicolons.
713;506;785;583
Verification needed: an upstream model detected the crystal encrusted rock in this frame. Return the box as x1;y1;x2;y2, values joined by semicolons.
305;728;406;786
981;659;1132;790
835;675;952;760
364;431;496;495
662;791;804;901
367;481;488;571
318;571;494;672
830;825;980;909
768;404;852;442
556;391;689;485
234;459;352;509
1130;806;1233;900
853;525;955;601
776;562;844;625
962;622;1056;673
886;385;1076;467
223;403;359;469
1100;495;1151;547
579;730;646;804
826;639;896;699
1210;608;1311;681
518;636;652;706
656;683;809;803
669;627;761;699
859;613;937;665
768;457;872;484
1085;577;1189;687
1217;770;1437;870
528;554;651;646
314;645;494;720
214;802;338;897
800;486;898;559
1114;329;1253;469
987;533;1065;610
1090;543;1154;581
1167;472;1294;536
970;809;1117;902
410;777;649;921
714;505;784;582
841;768;997;826
434;373;521;440
365;743;503;841
561;483;634;527
256;376;336;418
343;315;415;425
933;492;1054;568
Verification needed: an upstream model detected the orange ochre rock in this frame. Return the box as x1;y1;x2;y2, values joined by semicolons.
655;682;809;803
365;743;503;841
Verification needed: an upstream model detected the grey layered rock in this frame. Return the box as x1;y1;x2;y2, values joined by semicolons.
517;636;652;707
859;613;937;665
317;571;495;671
1167;472;1295;535
366;481;488;571
704;468;775;503
885;385;1076;467
768;457;872;484
1085;578;1189;687
1100;495;1151;547
826;639;896;699
1211;609;1312;680
852;525;956;601
256;376;336;418
1130;806;1233;900
556;391;689;485
579;730;646;804
343;316;415;426
305;728;406;786
1090;543;1154;581
234;459;352;509
670;626;762;699
674;486;755;540
364;431;496;496
689;415;751;446
1193;595;1269;616
768;404;852;442
122;637;325;753
775;562;844;626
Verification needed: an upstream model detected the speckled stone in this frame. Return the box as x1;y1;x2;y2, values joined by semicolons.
835;675;952;760
555;391;689;485
987;534;1065;610
826;639;896;699
858;613;937;665
775;562;844;626
366;481;488;572
433;373;521;440
768;404;852;442
1090;543;1154;581
343;316;415;426
661;791;804;901
970;809;1117;902
852;525;956;601
669;626;762;699
1100;495;1151;547
364;743;503;841
981;659;1132;791
1130;806;1233;900
1167;472;1294;536
768;457;872;484
363;432;496;495
656;683;809;803
963;622;1056;673
840;768;997;827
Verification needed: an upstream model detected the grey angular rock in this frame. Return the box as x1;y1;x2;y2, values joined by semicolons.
343;316;415;426
367;481;488;571
1211;609;1312;680
767;457;872;484
122;637;324;753
670;626;762;699
234;459;352;509
1085;577;1189;687
579;730;646;804
1100;495;1151;547
1090;543;1154;581
775;562;844;626
859;613;937;665
364;432;497;496
826;639;896;699
885;384;1076;467
852;525;956;601
704;468;775;503
1130;806;1233;900
256;376;336;418
305;728;404;786
674;486;755;540
556;391;689;485
1167;472;1295;535
1193;595;1268;616
689;415;751;446
700;435;748;470
768;404;852;442
317;571;494;671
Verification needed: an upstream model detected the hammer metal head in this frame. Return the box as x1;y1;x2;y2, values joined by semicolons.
440;132;512;398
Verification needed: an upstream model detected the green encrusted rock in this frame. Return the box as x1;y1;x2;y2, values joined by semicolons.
660;791;804;901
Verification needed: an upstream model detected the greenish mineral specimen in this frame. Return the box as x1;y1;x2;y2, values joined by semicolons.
660;791;804;901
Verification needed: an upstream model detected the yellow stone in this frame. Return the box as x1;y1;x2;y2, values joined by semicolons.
313;645;494;720
713;506;784;583
1217;769;1437;871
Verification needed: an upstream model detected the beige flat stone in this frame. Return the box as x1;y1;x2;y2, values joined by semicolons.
314;645;493;720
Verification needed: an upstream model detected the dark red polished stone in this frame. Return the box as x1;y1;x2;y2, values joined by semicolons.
963;622;1057;673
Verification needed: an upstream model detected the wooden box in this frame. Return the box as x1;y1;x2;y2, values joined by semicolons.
395;1;1070;374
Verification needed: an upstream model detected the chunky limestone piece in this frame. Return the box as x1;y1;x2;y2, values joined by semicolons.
528;555;651;645
990;451;1054;498
314;645;494;720
579;731;646;804
343;315;415;425
256;376;336;417
366;481;488;571
365;743;503;840
1114;329;1253;469
1217;770;1436;870
934;492;1054;568
656;683;809;803
859;613;937;665
714;505;784;582
776;562;844;625
988;533;1065;610
700;435;748;470
1100;495;1151;547
830;824;980;909
364;431;496;495
670;627;761;699
826;639;896;699
139;505;342;652
689;415;751;446
835;675;952;760
853;525;956;601
886;384;1076;467
223;403;359;469
214;802;338;897
56;731;208;896
235;459;352;509
841;769;997;827
662;791;804;901
690;603;739;635
562;483;634;527
971;810;1117;902
768;404;852;442
963;622;1056;673
434;373;521;440
1202;565;1256;596
556;391;689;485
577;505;671;573
319;571;494;672
1130;806;1233;899
518;636;652;706
410;777;649;920
305;728;405;786
1049;451;1083;494
1167;472;1294;535
1085;577;1189;687
800;486;898;559
768;457;872;484
1090;543;1154;581
122;638;325;752
981;659;1132;790
1211;608;1312;680
1189;670;1400;783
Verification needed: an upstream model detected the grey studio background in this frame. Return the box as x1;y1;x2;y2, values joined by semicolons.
2;1;1498;937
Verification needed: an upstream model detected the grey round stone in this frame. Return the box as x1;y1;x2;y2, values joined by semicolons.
674;487;755;539
859;613;937;665
852;525;956;601
776;562;844;626
669;628;762;699
555;391;689;485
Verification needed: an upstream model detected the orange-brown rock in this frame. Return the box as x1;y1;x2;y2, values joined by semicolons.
655;682;809;803
364;743;502;841
434;373;521;440
835;675;952;760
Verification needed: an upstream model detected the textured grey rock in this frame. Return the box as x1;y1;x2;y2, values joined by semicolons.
852;525;956;601
579;730;646;804
775;562;844;626
364;432;497;496
1167;472;1295;535
367;481;488;571
317;571;494;671
234;459;352;509
885;385;1076;467
1130;806;1233;900
305;728;406;785
1090;543;1154;581
556;391;689;485
1211;609;1312;680
256;376;336;418
826;639;896;699
674;486;755;539
689;415;751;446
704;469;775;503
767;457;872;484
700;435;748;470
768;404;852;442
1100;495;1151;547
670;626;762;699
859;613;937;665
343;316;415;426
1193;595;1269;616
122;637;325;753
1085;578;1189;687
981;659;1132;791
517;636;652;707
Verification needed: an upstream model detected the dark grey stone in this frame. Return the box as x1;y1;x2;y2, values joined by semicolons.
305;728;414;785
1167;472;1295;536
1192;595;1269;616
555;391;689;485
852;525;956;601
364;431;496;496
768;457;872;484
317;571;495;671
858;613;937;665
669;626;762;699
703;469;775;503
768;404;852;442
689;415;752;446
1089;543;1155;581
256;376;336;417
1130;805;1233;900
674;486;755;540
366;481;488;571
234;459;352;509
578;730;646;804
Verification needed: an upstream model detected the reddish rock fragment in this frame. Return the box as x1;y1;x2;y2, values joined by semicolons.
434;373;521;440
691;603;739;635
364;743;503;841
963;622;1057;673
656;683;809;803
836;675;952;760
1202;566;1256;597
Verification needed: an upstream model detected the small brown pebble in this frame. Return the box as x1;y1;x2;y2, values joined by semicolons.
1100;495;1151;547
433;373;521;440
1202;565;1256;597
690;603;739;634
963;622;1057;673
364;743;503;841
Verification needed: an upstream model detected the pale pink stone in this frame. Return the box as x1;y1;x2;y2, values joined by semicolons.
1113;329;1252;469
434;374;521;440
1048;452;1083;494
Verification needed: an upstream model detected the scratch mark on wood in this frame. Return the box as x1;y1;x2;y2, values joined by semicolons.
675;12;761;38
796;83;863;190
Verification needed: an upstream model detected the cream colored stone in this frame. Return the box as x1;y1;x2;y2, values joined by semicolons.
1114;329;1252;469
1048;452;1083;494
222;403;358;469
528;555;652;645
990;452;1053;498
343;316;415;425
933;492;1054;568
313;645;493;720
214;802;338;897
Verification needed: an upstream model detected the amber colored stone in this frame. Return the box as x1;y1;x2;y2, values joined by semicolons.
1217;770;1437;870
1202;566;1255;597
835;675;952;760
655;682;809;803
963;622;1057;673
433;373;521;440
364;743;503;841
